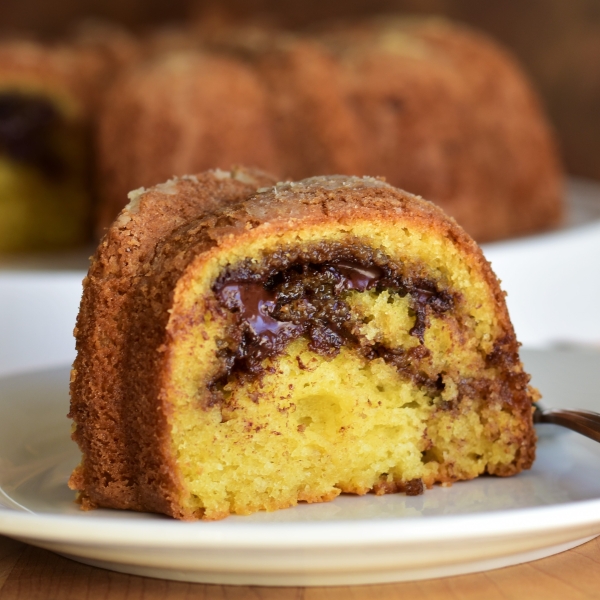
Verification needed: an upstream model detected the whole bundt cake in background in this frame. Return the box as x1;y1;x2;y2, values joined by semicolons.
0;41;91;252
69;168;537;520
95;16;564;242
0;23;141;253
0;15;564;248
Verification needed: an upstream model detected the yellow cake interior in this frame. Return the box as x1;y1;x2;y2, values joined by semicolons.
161;220;528;519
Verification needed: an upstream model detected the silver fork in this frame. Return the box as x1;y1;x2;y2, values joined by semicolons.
533;404;600;443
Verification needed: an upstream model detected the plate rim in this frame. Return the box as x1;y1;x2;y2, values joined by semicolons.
2;495;600;549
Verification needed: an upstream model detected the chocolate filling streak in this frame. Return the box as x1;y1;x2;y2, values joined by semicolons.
210;242;454;394
0;92;66;179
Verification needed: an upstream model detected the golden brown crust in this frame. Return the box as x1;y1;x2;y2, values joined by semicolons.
69;167;277;517
0;31;142;250
70;172;536;519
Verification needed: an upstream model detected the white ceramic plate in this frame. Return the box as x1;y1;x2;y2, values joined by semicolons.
1;348;600;586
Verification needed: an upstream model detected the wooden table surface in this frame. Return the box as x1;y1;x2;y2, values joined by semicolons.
1;534;600;600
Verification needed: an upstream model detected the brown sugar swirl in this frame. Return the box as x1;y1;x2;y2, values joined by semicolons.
211;242;454;389
69;172;537;521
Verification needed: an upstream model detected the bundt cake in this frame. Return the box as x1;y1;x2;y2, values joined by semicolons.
0;26;140;253
96;17;563;242
69;168;537;521
0;41;90;252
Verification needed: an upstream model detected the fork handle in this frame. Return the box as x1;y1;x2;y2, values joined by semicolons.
536;408;600;443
